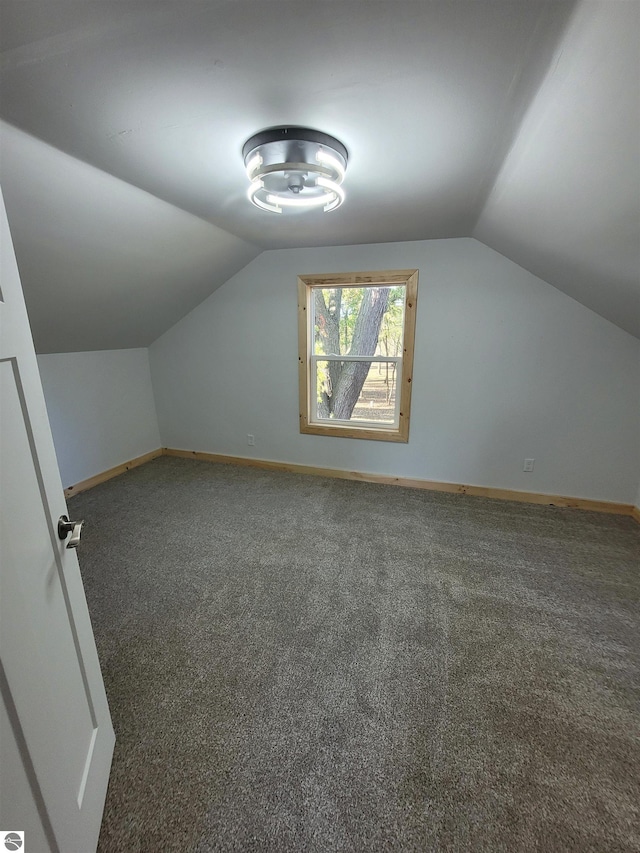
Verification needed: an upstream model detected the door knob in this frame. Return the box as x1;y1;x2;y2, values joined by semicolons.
58;515;85;549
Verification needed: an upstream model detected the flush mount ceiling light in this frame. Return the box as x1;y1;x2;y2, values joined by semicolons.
243;126;348;214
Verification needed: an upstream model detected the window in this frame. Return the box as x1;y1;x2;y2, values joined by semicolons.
298;269;418;442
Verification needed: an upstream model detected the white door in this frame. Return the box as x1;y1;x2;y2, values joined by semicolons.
0;187;115;852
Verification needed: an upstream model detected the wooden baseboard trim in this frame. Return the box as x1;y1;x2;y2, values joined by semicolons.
162;448;635;517
64;449;163;498
64;446;638;521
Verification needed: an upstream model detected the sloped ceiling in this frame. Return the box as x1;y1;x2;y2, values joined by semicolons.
474;1;640;339
0;124;260;351
0;0;638;352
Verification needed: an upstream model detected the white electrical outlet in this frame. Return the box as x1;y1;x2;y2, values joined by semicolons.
247;434;255;446
523;458;534;472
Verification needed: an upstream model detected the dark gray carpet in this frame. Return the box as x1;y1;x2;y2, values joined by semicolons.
69;456;640;852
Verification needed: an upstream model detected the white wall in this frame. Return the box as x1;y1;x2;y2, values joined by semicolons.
38;348;161;488
149;239;640;505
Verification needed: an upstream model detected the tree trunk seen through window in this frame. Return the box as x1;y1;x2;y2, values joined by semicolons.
315;286;390;420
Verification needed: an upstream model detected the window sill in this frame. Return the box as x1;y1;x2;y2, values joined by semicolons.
300;418;409;443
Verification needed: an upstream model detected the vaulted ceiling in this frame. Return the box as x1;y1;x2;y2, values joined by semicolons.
1;0;638;351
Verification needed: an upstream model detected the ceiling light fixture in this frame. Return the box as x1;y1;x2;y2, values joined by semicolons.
243;126;348;214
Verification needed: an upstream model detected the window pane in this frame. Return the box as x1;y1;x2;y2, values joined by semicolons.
313;286;405;358
313;359;399;426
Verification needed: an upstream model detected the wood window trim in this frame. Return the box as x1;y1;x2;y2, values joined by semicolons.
297;269;418;442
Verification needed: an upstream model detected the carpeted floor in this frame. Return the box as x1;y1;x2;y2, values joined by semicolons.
70;456;640;852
